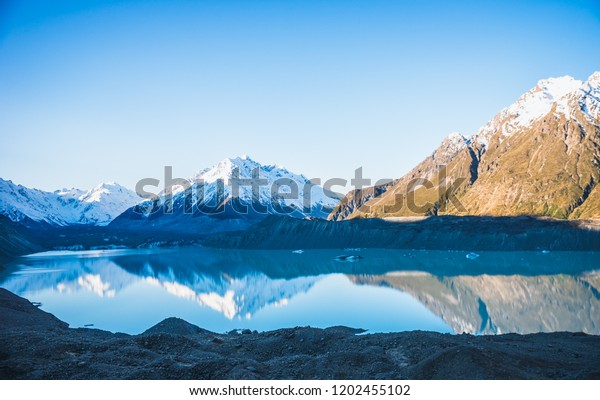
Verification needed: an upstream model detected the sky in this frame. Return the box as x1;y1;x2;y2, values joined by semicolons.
1;0;600;191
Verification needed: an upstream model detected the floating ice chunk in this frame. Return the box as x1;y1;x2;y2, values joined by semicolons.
541;250;551;254
466;252;480;260
292;250;304;254
335;255;363;262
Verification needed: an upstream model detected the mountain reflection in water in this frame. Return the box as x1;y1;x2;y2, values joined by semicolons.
1;248;598;335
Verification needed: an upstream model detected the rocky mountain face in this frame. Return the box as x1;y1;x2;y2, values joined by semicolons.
331;72;600;220
329;132;478;220
327;180;395;222
0;179;142;226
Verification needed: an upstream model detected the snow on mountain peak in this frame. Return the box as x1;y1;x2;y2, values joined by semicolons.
195;156;262;184
586;71;600;86
0;179;142;226
432;132;467;163
444;132;467;146
533;75;581;97
507;75;582;131
54;187;85;199
156;156;339;219
470;74;591;146
580;71;600;121
194;156;305;184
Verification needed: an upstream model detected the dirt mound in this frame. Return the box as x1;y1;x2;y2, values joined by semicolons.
142;317;213;336
0;288;67;330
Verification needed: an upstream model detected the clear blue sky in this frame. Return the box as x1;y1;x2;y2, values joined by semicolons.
1;0;599;191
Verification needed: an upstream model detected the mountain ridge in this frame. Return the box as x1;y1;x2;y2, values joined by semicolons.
0;178;142;226
0;156;341;230
330;71;600;221
3;72;600;230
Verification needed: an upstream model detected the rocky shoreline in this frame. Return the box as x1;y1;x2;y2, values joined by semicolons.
1;288;599;379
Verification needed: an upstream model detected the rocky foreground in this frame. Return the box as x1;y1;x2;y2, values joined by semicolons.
1;289;599;379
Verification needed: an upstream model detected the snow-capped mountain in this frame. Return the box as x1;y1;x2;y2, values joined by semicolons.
472;73;600;145
0;179;143;226
75;182;144;225
189;155;338;217
117;156;341;228
331;71;600;219
1;155;339;232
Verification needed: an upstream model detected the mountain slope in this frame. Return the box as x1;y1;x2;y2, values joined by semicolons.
329;132;479;219
0;179;142;226
332;72;600;220
0;215;45;265
454;105;600;218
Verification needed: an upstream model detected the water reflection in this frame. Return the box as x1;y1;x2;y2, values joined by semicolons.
1;248;599;335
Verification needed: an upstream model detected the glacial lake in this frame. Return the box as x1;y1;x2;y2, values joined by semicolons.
1;248;599;335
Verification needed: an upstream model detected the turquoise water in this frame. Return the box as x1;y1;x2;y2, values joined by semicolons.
1;248;599;335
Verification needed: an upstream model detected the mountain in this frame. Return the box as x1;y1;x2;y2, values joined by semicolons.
0;155;340;236
330;71;600;220
328;132;471;220
0;179;142;226
111;156;341;232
